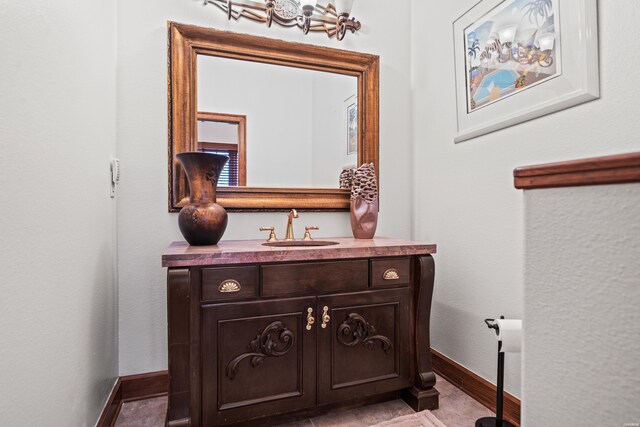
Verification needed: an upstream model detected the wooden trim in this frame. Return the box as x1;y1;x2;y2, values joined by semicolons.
199;142;238;151
176;186;350;211
120;370;169;401
197;111;247;186
514;152;640;189
95;378;121;427
168;22;380;212
96;371;169;427
431;349;520;426
217;186;350;211
197;111;245;123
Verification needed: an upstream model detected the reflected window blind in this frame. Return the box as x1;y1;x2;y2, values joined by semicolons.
200;146;238;187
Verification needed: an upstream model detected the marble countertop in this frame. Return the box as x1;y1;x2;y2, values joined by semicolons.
162;237;437;267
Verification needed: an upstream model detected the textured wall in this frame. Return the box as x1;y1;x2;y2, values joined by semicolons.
0;0;118;425
116;0;413;375
410;0;640;398
523;184;640;426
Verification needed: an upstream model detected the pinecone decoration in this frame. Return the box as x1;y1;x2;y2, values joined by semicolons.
350;163;378;203
339;168;355;190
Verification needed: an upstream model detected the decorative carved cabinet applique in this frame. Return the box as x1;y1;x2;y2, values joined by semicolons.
163;238;439;426
225;321;295;380
337;313;393;353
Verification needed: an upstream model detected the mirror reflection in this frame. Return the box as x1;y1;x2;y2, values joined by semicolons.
197;112;246;186
197;54;358;189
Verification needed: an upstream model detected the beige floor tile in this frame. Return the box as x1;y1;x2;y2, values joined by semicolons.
114;396;167;427
431;388;494;427
310;399;414;427
274;419;315;426
434;374;459;399
112;375;496;427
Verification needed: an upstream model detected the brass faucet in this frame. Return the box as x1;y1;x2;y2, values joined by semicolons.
284;209;299;241
259;227;278;242
303;226;319;241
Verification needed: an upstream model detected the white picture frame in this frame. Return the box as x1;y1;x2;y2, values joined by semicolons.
453;0;599;143
345;94;358;155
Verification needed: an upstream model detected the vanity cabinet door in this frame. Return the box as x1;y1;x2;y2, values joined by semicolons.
317;289;411;405
201;297;317;426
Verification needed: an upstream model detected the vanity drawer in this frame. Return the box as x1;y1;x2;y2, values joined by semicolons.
371;258;411;288
201;266;258;302
261;260;368;297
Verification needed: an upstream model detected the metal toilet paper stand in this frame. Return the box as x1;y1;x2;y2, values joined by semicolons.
475;316;517;427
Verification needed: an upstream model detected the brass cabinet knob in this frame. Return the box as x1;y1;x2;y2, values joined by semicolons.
321;306;331;328
306;307;315;330
303;226;319;241
259;227;278;242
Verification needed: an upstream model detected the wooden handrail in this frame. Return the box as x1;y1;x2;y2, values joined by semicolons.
514;152;640;189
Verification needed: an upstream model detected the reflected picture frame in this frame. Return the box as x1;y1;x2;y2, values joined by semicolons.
345;94;358;155
453;0;599;143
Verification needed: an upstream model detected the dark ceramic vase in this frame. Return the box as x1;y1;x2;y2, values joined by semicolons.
350;196;378;239
177;152;229;246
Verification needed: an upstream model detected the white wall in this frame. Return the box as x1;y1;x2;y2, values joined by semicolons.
198;56;314;187
311;72;358;187
0;0;118;425
198;56;357;188
411;0;640;398
522;184;640;426
117;0;413;375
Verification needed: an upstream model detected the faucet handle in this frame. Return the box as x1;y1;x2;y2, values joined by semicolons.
303;226;319;241
259;227;278;243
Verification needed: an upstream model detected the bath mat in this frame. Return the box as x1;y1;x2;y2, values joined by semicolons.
369;410;448;427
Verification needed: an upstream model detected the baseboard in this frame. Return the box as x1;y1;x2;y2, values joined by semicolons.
119;370;169;401
96;371;169;427
98;358;521;426
95;378;122;427
431;349;520;426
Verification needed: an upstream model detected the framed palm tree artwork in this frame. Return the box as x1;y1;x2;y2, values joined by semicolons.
453;0;599;142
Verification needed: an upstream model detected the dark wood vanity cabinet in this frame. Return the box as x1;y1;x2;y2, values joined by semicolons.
201;297;317;426
163;238;438;426
317;289;410;405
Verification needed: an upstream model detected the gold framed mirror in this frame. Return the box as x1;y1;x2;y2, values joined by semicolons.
168;22;379;212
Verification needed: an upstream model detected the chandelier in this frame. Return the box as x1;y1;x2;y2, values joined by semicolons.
202;0;361;41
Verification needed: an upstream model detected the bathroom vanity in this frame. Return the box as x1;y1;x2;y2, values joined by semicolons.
162;238;438;426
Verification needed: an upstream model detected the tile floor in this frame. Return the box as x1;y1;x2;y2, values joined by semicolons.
114;374;494;427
